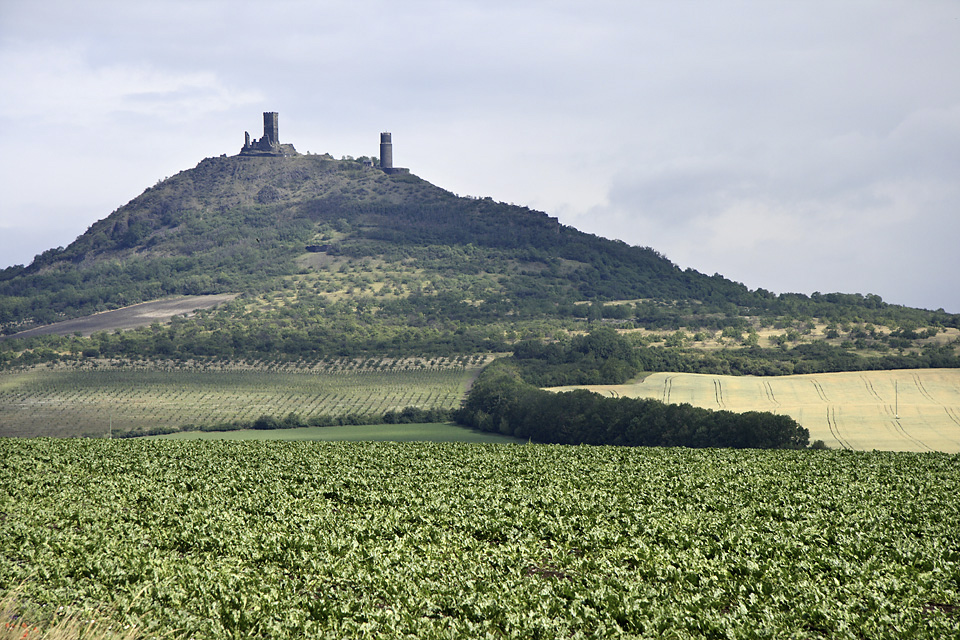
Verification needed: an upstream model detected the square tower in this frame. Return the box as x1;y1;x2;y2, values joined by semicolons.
263;112;279;147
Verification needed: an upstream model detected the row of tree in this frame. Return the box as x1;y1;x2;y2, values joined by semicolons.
507;326;960;384
118;406;455;438
455;361;810;449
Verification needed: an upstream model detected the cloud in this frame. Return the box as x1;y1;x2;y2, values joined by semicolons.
583;147;960;310
0;43;261;125
0;0;958;312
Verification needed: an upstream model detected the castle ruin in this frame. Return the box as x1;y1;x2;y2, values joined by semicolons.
240;112;297;156
238;113;407;171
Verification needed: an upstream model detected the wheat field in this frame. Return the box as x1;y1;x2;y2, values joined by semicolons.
550;369;960;452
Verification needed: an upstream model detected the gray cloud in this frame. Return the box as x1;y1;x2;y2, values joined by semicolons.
1;0;958;312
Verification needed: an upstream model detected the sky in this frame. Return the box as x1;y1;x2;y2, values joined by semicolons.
1;0;958;312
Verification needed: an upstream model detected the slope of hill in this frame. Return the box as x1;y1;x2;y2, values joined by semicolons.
1;153;958;368
0;153;711;321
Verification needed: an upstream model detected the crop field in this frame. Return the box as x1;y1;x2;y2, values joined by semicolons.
0;439;957;639
551;369;960;453
1;294;238;340
0;358;486;438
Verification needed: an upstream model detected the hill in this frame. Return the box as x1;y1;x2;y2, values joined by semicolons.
1;150;958;370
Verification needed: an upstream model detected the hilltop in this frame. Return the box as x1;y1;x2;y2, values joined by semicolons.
1;145;958;372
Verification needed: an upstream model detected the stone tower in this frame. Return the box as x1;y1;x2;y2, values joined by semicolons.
378;131;409;174
379;132;393;170
263;112;279;147
241;112;293;156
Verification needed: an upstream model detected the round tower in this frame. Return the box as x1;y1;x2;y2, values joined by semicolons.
380;132;393;170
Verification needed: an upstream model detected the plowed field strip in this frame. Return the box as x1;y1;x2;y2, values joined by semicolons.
2;294;238;339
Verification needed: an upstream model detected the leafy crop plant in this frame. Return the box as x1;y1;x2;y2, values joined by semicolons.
1;440;957;638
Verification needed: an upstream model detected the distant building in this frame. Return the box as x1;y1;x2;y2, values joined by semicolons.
240;112;297;156
378;132;409;174
238;114;410;169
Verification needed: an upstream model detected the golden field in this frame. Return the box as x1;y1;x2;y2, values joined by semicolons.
549;368;960;452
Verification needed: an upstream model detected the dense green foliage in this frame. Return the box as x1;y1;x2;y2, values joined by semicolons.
457;360;809;449
1;440;957;638
149;423;524;444
631;340;960;377
507;323;960;385
117;406;455;439
511;327;641;386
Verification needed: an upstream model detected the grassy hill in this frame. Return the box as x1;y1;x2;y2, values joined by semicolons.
1;152;958;371
0;153;689;325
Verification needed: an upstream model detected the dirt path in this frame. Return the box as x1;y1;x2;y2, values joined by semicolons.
2;294;238;340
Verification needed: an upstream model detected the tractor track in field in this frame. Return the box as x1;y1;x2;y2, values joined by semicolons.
939;408;960;447
811;379;829;403
906;373;959;448
825;406;853;450
944;407;960;429
713;378;725;409
891;415;935;452
861;376;884;403
661;376;674;404
913;373;938;403
761;380;780;409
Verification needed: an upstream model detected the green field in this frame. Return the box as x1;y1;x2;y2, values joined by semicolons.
149;422;523;443
1;439;957;638
551;368;960;453
0;358;485;438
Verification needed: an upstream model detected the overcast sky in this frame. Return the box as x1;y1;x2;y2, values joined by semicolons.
2;1;958;312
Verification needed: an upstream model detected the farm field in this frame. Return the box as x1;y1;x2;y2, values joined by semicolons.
0;358;485;438
1;294;238;340
1;440;957;638
550;368;960;453
149;422;523;443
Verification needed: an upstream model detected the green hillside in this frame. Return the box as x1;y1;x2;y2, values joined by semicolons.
1;153;958;369
0;154;687;320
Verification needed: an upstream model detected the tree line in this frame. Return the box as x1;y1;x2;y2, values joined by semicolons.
118;406;454;438
455;360;809;449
